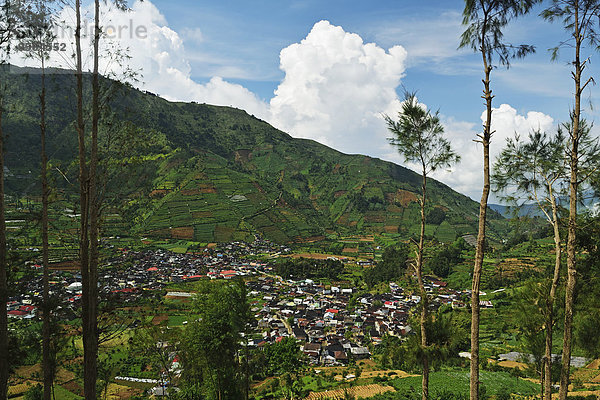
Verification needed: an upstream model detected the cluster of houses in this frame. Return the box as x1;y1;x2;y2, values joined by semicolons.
244;274;472;366
103;239;289;289
7;239;291;320
6;302;36;319
6;240;290;321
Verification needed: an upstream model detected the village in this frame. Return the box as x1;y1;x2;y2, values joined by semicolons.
7;239;484;368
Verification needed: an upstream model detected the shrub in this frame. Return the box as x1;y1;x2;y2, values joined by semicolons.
24;384;43;400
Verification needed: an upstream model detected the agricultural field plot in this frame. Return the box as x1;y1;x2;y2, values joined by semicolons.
305;384;395;399
445;255;506;291
168;314;193;327
214;224;238;242
400;206;420;228
434;220;458;243
390;370;539;397
261;226;291;243
407;223;436;238
194;223;216;242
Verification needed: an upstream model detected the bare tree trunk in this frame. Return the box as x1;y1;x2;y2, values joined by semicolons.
74;1;95;399
540;366;545;400
244;338;250;400
559;3;581;398
417;169;429;400
40;60;53;400
84;1;101;398
217;373;222;400
0;3;10;392
471;39;493;399
544;194;561;400
0;94;8;400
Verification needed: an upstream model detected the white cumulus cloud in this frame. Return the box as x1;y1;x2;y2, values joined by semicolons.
426;104;555;200
181;27;204;45
11;1;269;119
269;20;408;154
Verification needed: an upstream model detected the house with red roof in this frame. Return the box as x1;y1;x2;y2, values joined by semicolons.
8;310;28;318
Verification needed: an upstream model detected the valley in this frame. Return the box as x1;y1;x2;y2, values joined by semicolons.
1;34;600;399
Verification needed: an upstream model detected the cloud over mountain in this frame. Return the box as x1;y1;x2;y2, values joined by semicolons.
428;104;554;200
269;20;408;155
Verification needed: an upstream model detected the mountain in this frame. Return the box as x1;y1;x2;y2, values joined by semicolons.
2;65;507;244
488;203;545;218
490;192;600;219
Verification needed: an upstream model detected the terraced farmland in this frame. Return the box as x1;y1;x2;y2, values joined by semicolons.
2;67;510;244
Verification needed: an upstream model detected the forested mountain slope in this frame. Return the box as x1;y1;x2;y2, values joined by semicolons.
2;65;506;243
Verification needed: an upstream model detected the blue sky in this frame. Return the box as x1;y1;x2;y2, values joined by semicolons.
24;0;600;200
149;0;579;122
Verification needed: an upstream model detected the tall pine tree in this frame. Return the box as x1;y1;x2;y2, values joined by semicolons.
460;1;537;398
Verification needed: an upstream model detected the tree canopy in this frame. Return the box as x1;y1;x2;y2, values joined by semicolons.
180;280;250;400
364;244;409;288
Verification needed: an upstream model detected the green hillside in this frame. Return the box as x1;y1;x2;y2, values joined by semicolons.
2;65;506;244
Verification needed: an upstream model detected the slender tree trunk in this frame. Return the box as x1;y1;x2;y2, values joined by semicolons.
217;373;222;400
417;169;429;400
74;1;94;399
0;0;10;390
83;1;101;398
544;194;561;400
471;52;493;400
559;3;581;398
244;341;250;400
540;366;545;400
0;94;8;400
41;60;53;400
